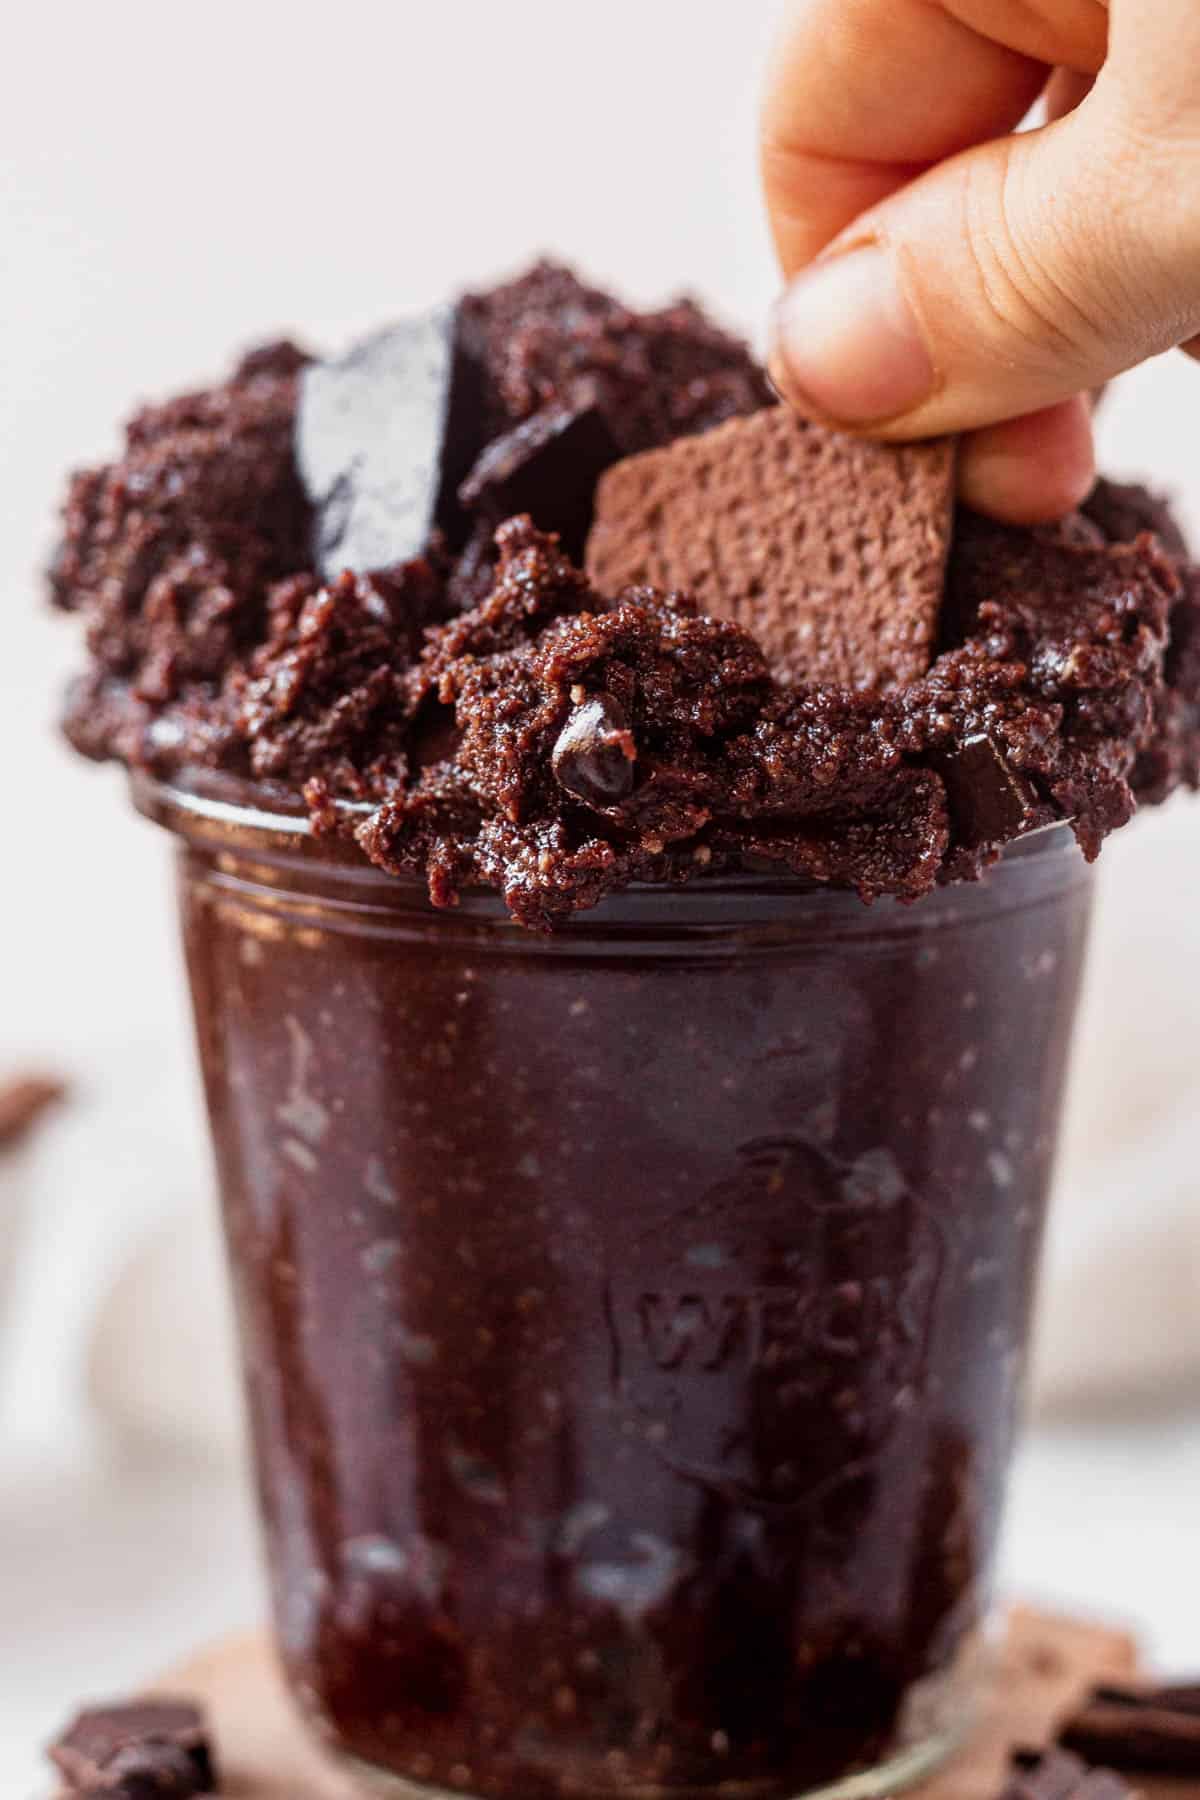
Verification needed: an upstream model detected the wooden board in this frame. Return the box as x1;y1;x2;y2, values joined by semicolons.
152;1609;1198;1799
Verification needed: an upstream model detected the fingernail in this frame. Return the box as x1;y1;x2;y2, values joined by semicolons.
768;247;937;425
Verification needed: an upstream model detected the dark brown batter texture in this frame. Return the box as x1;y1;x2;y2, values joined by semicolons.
457;261;774;456
51;265;1200;928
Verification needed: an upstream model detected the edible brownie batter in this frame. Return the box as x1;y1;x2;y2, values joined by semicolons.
51;261;1200;929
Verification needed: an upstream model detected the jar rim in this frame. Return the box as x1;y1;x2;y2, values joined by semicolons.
131;766;1086;936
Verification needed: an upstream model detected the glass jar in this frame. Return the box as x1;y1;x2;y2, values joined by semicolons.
135;772;1093;1800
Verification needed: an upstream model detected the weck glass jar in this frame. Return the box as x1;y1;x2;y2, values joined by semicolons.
135;770;1093;1800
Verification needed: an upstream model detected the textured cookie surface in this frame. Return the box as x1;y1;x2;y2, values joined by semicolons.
586;409;957;690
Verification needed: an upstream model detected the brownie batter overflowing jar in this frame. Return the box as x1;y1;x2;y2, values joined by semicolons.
51;265;1200;1800
139;773;1091;1800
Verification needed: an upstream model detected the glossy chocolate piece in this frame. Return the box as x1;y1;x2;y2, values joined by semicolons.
1059;1681;1200;1774
550;693;635;805
934;735;1041;852
49;1699;214;1797
297;305;483;577
459;399;622;562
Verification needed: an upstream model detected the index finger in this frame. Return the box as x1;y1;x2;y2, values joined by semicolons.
760;0;1107;276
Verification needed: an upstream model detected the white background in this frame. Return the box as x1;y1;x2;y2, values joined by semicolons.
3;2;1200;1792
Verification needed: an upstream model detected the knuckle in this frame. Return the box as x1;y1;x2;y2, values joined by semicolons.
951;149;1138;373
758;128;808;193
1093;103;1200;323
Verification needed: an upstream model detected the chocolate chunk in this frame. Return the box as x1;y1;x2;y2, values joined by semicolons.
49;1699;215;1796
551;694;636;807
1092;1679;1200;1711
74;1741;201;1797
0;1074;64;1150
297;305;484;578
1104;1680;1200;1710
586;408;956;691
458;398;622;560
1003;1747;1132;1799
933;735;1041;852
1059;1680;1200;1774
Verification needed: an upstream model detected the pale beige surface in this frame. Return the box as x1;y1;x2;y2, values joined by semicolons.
154;1609;1198;1800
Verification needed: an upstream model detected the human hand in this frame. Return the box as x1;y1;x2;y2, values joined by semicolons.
761;0;1200;522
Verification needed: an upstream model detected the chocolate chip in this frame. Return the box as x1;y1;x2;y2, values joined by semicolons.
0;1074;64;1150
932;734;1041;852
49;1700;215;1796
551;695;635;807
458;397;622;561
296;304;485;579
1002;1747;1132;1799
1058;1680;1200;1774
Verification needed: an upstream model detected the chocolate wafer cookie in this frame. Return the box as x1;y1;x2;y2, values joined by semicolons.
586;407;956;690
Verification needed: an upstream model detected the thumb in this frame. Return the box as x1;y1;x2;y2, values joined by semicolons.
767;88;1200;438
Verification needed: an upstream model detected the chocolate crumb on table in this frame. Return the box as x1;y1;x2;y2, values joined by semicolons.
44;1610;1192;1800
48;1699;216;1797
0;1075;64;1150
1058;1681;1200;1775
1001;1747;1134;1799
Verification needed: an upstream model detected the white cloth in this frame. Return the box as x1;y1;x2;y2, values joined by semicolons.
1032;815;1200;1413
